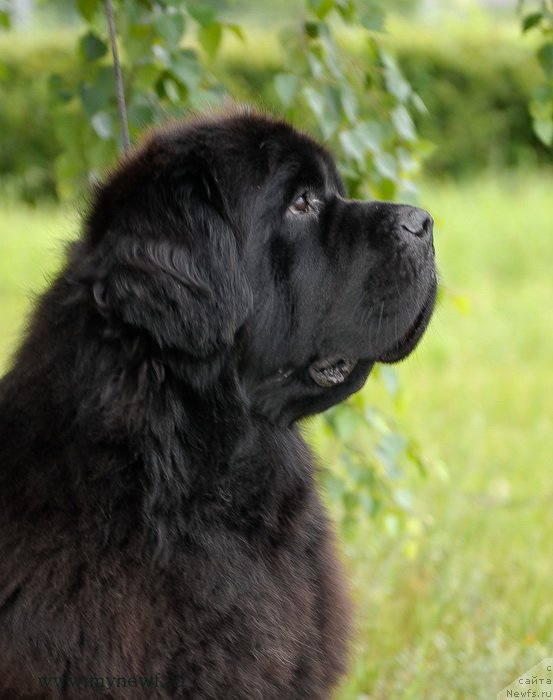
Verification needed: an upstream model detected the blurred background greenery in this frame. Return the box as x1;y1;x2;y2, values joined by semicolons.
0;0;552;698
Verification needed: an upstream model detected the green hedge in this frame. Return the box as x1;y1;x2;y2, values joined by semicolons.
0;33;75;201
389;25;548;175
0;25;548;201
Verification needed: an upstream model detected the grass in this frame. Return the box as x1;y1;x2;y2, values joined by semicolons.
0;202;78;371
1;172;552;698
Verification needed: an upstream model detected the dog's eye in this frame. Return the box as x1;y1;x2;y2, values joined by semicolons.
289;193;310;214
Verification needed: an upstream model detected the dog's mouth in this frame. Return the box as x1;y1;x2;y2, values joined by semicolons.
377;280;437;364
308;356;358;388
306;281;436;388
272;279;437;392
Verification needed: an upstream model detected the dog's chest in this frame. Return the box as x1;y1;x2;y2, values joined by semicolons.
99;518;334;697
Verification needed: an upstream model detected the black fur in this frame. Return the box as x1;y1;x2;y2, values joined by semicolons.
0;111;436;699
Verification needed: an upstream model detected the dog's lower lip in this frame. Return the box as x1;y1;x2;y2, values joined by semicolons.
309;356;357;388
402;301;428;343
378;282;436;363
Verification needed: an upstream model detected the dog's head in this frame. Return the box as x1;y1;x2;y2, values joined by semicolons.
83;111;436;425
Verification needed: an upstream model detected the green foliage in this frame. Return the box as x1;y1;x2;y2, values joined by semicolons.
392;23;547;175
0;34;73;202
309;366;429;542
0;4;11;29
271;0;424;202
520;0;553;145
45;0;424;203
47;0;242;197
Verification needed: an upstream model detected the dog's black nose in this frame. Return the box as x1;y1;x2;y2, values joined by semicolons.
400;207;433;239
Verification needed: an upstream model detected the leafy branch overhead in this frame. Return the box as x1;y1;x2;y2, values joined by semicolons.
275;0;427;202
49;0;238;197
521;0;553;145
49;0;426;205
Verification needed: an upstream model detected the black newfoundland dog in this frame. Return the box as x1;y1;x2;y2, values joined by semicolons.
0;111;436;699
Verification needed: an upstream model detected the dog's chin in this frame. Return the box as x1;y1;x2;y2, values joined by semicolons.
377;281;437;364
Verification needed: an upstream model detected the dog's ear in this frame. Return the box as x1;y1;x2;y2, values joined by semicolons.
85;148;252;358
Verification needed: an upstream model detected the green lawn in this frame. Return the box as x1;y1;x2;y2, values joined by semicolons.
1;173;552;698
0;202;78;371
